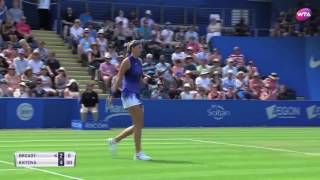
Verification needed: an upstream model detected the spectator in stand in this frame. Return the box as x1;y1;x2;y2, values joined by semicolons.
99;52;117;92
0;54;8;78
212;71;222;89
175;27;185;43
185;26;199;42
64;79;80;99
171;60;184;78
143;53;156;77
54;67;68;96
235;71;248;90
206;15;222;43
137;19;152;40
259;86;273;100
224;87;237;99
140;10;154;28
237;85;253;100
184;55;197;72
62;7;76;40
126;22;138;41
31;79;46;97
185;46;196;59
186;37;200;53
210;59;222;76
194;86;208;100
151;80;169;99
16;16;33;42
5;65;20;92
86;22;97;39
103;19;115;41
228;46;245;66
113;21;127;52
28;50;44;75
208;48;222;65
14;49;28;76
145;34;162;59
21;67;38;85
208;84;223;100
222;70;236;90
234;18;250;36
128;10;138;26
13;82;30;98
78;28;95;59
249;72;263;99
34;41;49;62
171;44;186;64
79;9;93;27
196;58;210;75
96;29;108;56
3;41;15;63
106;45;119;66
0;79;12;97
37;0;51;30
222;58;237;77
46;52;60;77
155;54;172;83
196;44;209;63
9;0;24;24
115;10;128;29
246;60;258;78
2;19;17;43
69;19;83;53
0;0;8;25
161;22;174;45
39;65;55;95
180;83;195;100
277;85;294;100
195;69;211;91
19;39;31;58
182;70;195;89
87;42;103;63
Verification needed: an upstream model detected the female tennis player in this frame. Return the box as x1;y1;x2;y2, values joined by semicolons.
107;40;152;161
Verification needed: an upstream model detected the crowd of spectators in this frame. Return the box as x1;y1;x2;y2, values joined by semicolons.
61;7;296;100
0;0;81;98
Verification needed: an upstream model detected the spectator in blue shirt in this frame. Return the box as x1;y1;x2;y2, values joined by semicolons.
78;28;95;55
79;10;93;27
222;70;236;90
137;20;152;40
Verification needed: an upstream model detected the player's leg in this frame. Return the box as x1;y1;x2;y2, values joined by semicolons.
114;125;134;143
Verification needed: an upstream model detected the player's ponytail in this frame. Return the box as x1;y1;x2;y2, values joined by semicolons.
126;40;141;56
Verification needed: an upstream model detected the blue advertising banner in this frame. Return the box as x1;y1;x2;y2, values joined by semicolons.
1;98;320;129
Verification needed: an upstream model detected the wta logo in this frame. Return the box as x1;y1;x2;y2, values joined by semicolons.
296;8;312;21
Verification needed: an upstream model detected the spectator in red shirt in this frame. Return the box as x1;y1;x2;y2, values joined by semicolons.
186;36;200;53
208;84;223;100
228;46;244;66
246;60;258;78
249;72;263;99
16;16;33;41
99;52;117;92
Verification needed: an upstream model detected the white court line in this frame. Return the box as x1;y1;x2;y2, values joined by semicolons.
0;168;29;171
185;139;320;156
1;142;191;148
0;138;182;143
0;160;83;180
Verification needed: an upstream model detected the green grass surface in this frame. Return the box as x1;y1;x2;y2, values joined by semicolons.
0;128;320;180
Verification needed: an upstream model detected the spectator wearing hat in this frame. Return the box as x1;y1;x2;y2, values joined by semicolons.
235;71;248;90
180;83;196;99
171;45;186;64
16;16;33;41
54;67;68;95
31;79;46;97
87;42;102;63
185;46;196;60
96;29;108;56
115;10;128;29
140;10;154;28
34;41;49;62
69;19;83;52
14;49;28;76
5;65;20;91
194;86;208;100
249;72;263;99
171;59;184;78
62;7;76;40
80;83;99;121
195;69;211;91
228;46;245;66
79;9;93;27
186;37;200;53
78;28;95;62
222;69;236;90
142;53;157;77
161;22;174;45
64;79;80;99
99;52;117;92
184;55;197;72
39;65;55;94
182;70;195;89
185;26;199;42
45;52;60;77
13;82;30;98
222;58;237;77
0;79;12;97
208;84;223;100
206;14;222;43
8;0;24;24
28;50;44;75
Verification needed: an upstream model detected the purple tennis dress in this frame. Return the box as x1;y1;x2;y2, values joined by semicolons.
121;55;143;109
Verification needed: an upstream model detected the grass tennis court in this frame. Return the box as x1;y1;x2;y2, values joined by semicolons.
0;128;320;180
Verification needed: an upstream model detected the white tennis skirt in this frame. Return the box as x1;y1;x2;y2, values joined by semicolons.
121;93;142;109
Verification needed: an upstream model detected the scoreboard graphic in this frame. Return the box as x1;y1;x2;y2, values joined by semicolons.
14;152;76;167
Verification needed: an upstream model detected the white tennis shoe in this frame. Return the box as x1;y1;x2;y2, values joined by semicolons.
134;151;152;161
107;138;117;156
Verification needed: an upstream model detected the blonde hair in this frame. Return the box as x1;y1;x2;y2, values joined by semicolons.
126;40;141;56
